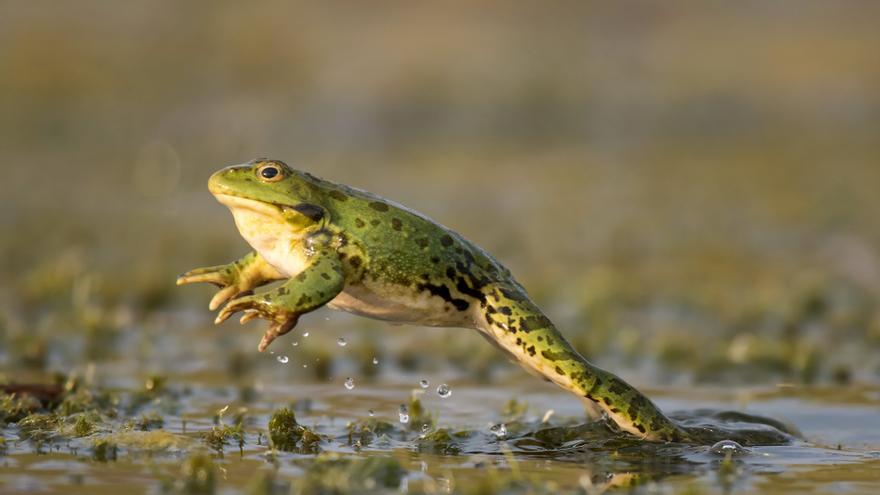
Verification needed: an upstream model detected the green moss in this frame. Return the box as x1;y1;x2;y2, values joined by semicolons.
91;438;118;462
346;418;396;448
267;407;322;453
103;430;192;452
406;394;435;432
18;413;61;444
292;454;405;494
202;423;244;455
416;427;462;455
72;413;95;437
0;393;42;424
180;452;216;495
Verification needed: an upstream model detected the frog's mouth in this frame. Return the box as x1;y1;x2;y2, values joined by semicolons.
213;194;284;218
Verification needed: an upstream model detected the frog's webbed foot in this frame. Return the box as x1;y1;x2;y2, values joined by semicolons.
176;252;284;310
215;292;300;352
213;250;345;352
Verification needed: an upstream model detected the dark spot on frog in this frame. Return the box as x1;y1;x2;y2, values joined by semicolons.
370;219;381;227
320;272;330;280
430;256;440;264
498;306;512;315
277;287;289;295
440;235;454;247
349;256;362;268
555;366;565;376
417;281;470;312
635;423;646;434
607;378;629;396
518;314;552;332
445;267;456;279
296;294;312;305
354;218;366;228
391;218;403;230
328;190;348;201
527;345;536;356
290;203;324;222
296;272;307;282
369;201;389;212
416;238;429;248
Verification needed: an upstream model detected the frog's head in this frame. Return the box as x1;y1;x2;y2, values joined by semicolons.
208;158;326;235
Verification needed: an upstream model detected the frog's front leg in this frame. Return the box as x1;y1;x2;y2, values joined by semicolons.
214;249;344;351
177;251;285;310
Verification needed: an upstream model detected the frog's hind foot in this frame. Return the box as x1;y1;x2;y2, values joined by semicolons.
672;409;800;446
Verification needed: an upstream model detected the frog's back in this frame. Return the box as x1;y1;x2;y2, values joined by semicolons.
305;172;521;326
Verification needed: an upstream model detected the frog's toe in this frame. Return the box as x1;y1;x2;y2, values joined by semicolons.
209;287;252;311
177;266;228;287
239;310;260;325
215;295;261;324
257;316;298;352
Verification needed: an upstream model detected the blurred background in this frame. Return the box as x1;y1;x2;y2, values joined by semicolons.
2;0;880;395
3;2;880;492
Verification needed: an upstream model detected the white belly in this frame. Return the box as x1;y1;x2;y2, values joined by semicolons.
328;280;473;328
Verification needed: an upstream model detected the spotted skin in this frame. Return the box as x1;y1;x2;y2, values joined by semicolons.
178;158;689;442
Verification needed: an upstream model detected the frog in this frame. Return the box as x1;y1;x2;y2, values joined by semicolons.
177;158;689;442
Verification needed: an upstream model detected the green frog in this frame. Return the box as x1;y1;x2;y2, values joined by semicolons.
177;158;689;442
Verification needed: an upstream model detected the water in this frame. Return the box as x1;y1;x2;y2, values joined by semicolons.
419;379;429;389
344;377;355;390
336;337;346;347
276;355;289;364
399;404;410;424
437;383;451;398
489;423;508;438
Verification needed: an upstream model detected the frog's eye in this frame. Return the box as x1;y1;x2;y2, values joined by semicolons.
256;163;284;182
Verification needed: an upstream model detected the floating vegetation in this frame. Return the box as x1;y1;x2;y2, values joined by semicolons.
267;407;322;453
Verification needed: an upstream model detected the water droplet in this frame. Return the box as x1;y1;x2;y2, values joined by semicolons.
344;377;355;390
276;355;289;364
419;379;429;389
302;331;310;337
398;404;410;424
368;410;375;417
710;439;749;456
489;423;507;437
302;364;308;368
337;337;347;347
437;383;451;398
291;341;298;347
372;357;379;365
421;423;430;434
